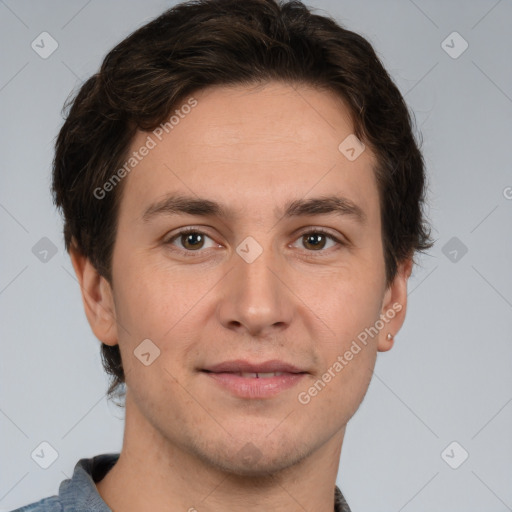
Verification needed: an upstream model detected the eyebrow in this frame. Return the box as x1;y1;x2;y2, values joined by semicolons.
142;193;366;224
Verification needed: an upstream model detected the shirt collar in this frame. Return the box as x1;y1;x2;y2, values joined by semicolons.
334;484;352;512
57;453;118;511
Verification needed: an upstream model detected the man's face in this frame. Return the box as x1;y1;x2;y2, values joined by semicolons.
100;82;406;474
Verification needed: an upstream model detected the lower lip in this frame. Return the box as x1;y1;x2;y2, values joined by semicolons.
202;371;306;399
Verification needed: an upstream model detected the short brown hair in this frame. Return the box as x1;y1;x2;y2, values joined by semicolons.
53;0;433;402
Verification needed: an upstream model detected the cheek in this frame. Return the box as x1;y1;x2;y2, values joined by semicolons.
111;256;214;385
299;265;384;338
112;254;198;337
293;269;383;407
301;276;383;406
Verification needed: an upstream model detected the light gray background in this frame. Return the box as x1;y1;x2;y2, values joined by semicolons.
1;1;511;511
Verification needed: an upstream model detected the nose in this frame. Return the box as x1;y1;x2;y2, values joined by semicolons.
216;239;294;337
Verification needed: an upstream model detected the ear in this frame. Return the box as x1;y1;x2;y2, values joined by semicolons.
69;242;118;346
377;257;413;352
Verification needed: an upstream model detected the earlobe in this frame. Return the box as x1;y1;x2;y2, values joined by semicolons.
69;242;118;346
377;258;413;352
382;332;395;351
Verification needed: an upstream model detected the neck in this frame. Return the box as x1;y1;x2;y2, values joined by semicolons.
96;391;345;512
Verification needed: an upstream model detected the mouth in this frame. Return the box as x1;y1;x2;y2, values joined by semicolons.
202;370;301;378
200;360;308;399
201;359;307;375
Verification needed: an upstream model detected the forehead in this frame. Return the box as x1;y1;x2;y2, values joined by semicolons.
118;82;380;224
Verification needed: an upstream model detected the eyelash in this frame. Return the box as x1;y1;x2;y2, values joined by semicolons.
164;226;345;257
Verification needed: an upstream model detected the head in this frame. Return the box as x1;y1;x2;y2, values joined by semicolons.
54;0;432;474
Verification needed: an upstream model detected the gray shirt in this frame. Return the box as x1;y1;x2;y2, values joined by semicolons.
10;453;352;511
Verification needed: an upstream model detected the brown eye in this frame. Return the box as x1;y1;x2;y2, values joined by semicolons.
165;228;218;253
292;229;343;252
180;232;205;250
302;232;328;250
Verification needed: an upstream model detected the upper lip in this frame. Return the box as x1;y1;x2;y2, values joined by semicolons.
202;359;306;374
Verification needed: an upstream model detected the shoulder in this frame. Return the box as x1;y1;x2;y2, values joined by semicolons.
8;495;63;512
8;453;119;512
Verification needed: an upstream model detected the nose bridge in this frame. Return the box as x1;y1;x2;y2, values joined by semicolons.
217;233;293;334
235;234;281;303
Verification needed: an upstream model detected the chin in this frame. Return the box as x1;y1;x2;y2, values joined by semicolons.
193;434;312;477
